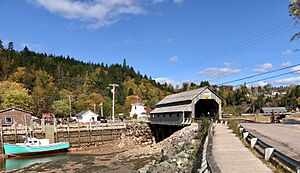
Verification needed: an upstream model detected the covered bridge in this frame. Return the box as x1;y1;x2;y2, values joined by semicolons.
261;107;287;115
150;87;223;125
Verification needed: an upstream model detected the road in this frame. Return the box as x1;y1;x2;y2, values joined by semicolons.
241;123;300;161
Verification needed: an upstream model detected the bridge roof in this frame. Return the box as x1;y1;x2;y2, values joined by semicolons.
156;87;207;106
262;107;287;112
151;103;192;114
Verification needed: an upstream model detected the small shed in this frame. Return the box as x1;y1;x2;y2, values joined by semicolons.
261;107;287;115
74;110;98;123
0;108;32;126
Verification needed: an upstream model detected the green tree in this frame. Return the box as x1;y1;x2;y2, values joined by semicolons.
2;90;32;110
8;41;14;51
0;81;32;110
22;46;30;58
52;99;70;118
199;81;210;87
289;0;300;40
0;40;3;49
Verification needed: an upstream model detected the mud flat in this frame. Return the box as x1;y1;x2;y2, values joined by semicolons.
8;123;205;173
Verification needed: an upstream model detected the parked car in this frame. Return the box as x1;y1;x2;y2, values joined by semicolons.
98;116;107;123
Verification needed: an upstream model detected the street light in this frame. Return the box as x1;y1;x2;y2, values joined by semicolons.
109;84;118;122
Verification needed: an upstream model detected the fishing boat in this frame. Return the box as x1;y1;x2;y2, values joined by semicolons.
3;138;70;157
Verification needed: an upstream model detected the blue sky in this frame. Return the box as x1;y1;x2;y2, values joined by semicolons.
0;0;299;87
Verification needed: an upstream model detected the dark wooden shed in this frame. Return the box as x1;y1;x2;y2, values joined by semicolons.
0;108;32;126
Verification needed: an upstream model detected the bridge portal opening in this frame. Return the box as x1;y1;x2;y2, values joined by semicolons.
195;99;219;119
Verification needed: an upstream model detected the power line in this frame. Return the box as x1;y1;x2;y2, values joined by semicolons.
166;20;293;73
218;63;300;85
233;69;300;87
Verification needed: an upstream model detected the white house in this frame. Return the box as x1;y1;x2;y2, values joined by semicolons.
74;110;98;123
129;95;147;119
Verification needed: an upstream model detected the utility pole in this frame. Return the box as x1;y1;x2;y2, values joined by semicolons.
109;84;119;123
100;103;103;117
68;95;72;119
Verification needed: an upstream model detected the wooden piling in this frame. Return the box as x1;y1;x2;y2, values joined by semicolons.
67;118;70;143
89;121;92;145
54;118;58;143
77;122;81;147
0;123;4;153
14;124;17;143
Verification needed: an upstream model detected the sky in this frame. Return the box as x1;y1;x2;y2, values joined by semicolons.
0;0;299;87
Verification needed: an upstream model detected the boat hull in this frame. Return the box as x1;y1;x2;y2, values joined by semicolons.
3;142;70;157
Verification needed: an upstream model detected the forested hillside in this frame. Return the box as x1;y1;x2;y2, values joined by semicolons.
0;40;175;117
0;40;299;118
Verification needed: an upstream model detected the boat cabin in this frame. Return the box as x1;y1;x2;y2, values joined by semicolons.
21;138;50;146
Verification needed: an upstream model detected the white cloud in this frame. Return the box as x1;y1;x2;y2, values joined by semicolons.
275;76;300;84
199;64;241;81
281;49;300;56
153;0;184;4
154;77;180;87
28;0;144;29
155;77;174;84
292;66;300;74
173;0;184;3
28;0;184;29
223;62;232;67
253;63;273;73
153;0;164;4
2;39;12;47
169;56;178;62
281;61;292;67
247;81;269;87
21;42;43;51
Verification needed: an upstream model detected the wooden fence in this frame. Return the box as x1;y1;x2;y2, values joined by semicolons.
0;122;127;154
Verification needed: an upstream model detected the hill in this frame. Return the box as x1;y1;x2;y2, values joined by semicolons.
0;41;174;117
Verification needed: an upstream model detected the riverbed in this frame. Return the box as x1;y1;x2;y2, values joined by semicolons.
0;141;155;173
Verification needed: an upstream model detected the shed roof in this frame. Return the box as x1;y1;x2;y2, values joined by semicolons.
0;107;33;114
262;107;287;112
156;87;207;106
75;110;98;117
151;103;192;114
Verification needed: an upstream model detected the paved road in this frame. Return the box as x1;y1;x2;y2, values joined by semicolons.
241;123;300;161
212;124;273;173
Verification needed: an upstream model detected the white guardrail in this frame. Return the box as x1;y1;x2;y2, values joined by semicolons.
198;122;225;173
239;124;300;173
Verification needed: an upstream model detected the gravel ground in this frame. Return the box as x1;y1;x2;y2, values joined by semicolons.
4;124;202;173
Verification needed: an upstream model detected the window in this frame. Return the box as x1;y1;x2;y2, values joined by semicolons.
158;114;160;117
4;117;12;124
163;114;165;117
170;114;172;118
177;113;180;117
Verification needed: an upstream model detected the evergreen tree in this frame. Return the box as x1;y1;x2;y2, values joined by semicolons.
8;41;14;51
0;40;3;50
22;46;30;58
123;58;127;67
